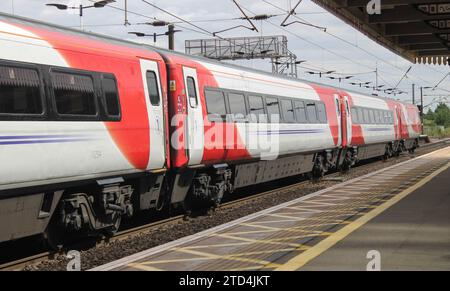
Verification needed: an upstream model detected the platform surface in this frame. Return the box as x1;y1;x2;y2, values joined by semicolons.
92;146;450;271
300;167;450;271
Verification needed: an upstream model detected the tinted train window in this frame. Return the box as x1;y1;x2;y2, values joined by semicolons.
374;110;379;123
248;95;265;123
52;71;96;116
146;71;160;106
357;108;364;124
317;103;327;123
205;89;226;118
186;77;198;108
281;99;295;123
266;97;280;123
228;93;247;119
0;66;43;115
351;107;358;123
102;76;120;117
387;111;391;124
294;101;307;123
369;110;375;124
363;108;370;124
377;111;383;124
306;103;318;123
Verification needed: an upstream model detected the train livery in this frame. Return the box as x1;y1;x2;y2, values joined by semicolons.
0;13;421;244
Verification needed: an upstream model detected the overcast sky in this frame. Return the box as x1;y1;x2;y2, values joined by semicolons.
1;0;449;108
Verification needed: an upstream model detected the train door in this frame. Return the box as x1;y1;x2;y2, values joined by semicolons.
334;94;343;147
343;96;352;146
395;106;403;139
398;105;409;139
183;66;204;166
139;59;166;170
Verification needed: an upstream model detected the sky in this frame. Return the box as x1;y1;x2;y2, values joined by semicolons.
1;0;449;109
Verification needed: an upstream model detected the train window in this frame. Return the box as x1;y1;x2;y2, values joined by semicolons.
205;89;226;119
357;108;364;124
369;110;376;124
281;99;295;123
306;103;318;123
335;99;341;117
102;76;120;117
351;107;358;123
377;111;383;124
228;92;247;120
266;97;280;123
317;103;327;123
186;77;198;108
363;108;369;124
389;111;394;123
51;71;96;116
248;95;265;123
146;71;160;106
294;101;307;123
0;66;43;115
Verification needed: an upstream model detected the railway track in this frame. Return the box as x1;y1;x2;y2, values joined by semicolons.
1;138;448;271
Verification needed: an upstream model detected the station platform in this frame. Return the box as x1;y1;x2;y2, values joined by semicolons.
92;146;450;271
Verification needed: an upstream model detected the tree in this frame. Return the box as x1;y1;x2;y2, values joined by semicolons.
434;103;450;127
425;108;435;120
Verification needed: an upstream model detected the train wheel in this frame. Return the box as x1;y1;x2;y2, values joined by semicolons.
340;160;351;173
42;214;66;250
102;213;122;237
312;164;324;180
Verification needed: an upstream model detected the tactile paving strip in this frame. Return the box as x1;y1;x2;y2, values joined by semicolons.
93;147;450;271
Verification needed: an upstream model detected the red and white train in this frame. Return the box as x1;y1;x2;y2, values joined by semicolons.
0;13;421;244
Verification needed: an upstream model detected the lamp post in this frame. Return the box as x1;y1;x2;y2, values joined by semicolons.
129;25;180;50
46;0;115;29
420;86;432;133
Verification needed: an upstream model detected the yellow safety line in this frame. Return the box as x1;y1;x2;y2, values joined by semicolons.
225;226;332;236
174;248;283;267
127;262;163;271
284;206;323;213
299;200;338;206
212;233;307;248
275;162;450;271
227;266;269;272
239;222;287;231
184;241;255;249
265;213;309;221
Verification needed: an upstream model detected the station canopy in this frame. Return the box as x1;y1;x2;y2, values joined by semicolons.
312;0;450;65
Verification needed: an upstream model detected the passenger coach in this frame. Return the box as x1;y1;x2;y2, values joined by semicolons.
0;13;421;246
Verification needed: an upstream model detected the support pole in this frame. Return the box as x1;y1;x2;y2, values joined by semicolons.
420;86;424;134
168;24;175;51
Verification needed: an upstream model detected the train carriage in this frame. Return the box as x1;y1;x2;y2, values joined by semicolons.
0;12;421;245
0;13;170;243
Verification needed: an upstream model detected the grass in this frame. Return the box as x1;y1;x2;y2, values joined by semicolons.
423;125;450;138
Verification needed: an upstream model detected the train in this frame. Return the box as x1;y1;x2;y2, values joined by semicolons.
0;13;421;245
